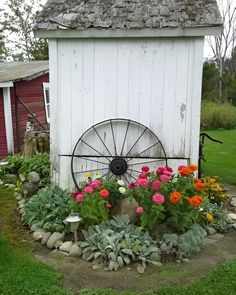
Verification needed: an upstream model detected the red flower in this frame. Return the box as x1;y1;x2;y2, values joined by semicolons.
194;181;206;191
169;192;181;205
99;189;110;198
189;164;198;172
137;178;148;188
141;166;150;173
152;180;161;191
187;196;203;207
138;173;147;179
105;203;112;208
178;167;192;176
128;182;137;189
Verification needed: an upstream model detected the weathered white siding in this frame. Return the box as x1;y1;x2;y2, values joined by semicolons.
49;37;204;189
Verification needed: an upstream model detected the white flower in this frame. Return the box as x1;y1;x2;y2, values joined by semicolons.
117;180;125;186
119;187;126;194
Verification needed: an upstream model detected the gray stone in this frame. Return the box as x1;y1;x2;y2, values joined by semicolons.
149;261;162;267
208;233;224;240
112;198;139;222
204;238;218;246
33;230;45;241
4;174;18;184
58;250;69;256
19;174;26;182
41;232;52;245
69;244;82;257
14;192;23;201
22;182;38;197
227;213;236;223
18;199;25;209
46;232;65;249
231;199;236;207
137;265;145;274
27;171;40;183
7;184;16;189
54;240;64;249
30;224;40;232
59;241;73;252
206;227;216;236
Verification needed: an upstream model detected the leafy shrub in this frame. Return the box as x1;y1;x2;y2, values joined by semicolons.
72;178;125;228
160;224;206;260
22;186;77;232
0;154;23;175
201;101;236;130
20;153;50;179
78;215;161;271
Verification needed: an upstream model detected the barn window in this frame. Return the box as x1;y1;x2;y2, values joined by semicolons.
43;82;50;123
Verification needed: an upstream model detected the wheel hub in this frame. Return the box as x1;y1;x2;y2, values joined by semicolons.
109;157;128;175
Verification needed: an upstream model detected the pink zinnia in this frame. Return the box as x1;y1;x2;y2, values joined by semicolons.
75;193;84;202
141;166;150;173
137;178;148;188
160;174;170;182
138;173;147;179
128;182;137;189
84;186;94;194
156;166;166;175
152;193;165;204
165;166;173;173
152;180;161;190
90;180;101;189
136;207;144;213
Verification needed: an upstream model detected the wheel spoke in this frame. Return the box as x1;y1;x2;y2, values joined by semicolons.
92;126;113;157
80;139;111;162
78;157;110;166
74;167;108;174
110;119;117;156
108;173;113;181
129;159;164;166
127;168;141;174
127;142;160;163
100;171;110;179
120;119;130;156
125;127;148;157
122;174;129;184
126;170;137;181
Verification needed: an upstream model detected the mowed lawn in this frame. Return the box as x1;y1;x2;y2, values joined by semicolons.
201;130;236;185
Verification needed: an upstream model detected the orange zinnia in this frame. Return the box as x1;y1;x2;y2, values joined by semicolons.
169;192;181;205
179;167;192;176
194;181;206;191
189;164;198;172
187;195;203;207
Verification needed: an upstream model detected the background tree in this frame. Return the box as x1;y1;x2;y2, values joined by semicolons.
207;0;236;102
1;0;48;61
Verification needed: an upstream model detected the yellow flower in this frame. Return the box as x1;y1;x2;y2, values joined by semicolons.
85;172;91;178
206;213;214;222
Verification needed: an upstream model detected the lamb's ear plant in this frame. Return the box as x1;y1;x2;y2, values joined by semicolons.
22;186;77;232
78;215;161;271
160;224;207;260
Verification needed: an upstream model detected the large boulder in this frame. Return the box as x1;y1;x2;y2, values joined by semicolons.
41;232;52;245
69;244;82;257
59;241;73;253
112;198;139;222
46;232;65;249
27;171;40;183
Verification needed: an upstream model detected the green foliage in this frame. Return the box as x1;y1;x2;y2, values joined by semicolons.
0;236;72;295
202;60;218;102
78;215;161;271
160;224;206;260
19;153;50;179
0;0;48;61
1;154;24;175
201;101;236;130
201;129;236;185
22;186;77;232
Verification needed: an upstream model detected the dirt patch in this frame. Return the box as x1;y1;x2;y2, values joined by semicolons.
33;229;236;294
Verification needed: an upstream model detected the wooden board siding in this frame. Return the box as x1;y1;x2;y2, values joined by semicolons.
11;74;49;152
49;38;204;189
0;89;8;157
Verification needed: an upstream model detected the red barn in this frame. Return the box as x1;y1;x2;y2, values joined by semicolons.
0;61;49;158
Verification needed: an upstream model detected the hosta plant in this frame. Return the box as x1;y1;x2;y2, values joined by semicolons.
22;186;77;232
78;215;161;271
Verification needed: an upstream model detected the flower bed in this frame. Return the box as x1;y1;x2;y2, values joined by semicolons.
12;163;236;273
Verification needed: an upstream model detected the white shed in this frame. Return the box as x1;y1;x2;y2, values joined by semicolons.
35;0;222;190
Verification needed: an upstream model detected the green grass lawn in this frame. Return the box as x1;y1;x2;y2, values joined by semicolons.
201;129;236;185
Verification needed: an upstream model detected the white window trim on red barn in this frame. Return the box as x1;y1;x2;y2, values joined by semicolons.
43;82;50;123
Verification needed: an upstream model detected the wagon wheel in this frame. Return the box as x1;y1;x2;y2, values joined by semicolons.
71;118;167;190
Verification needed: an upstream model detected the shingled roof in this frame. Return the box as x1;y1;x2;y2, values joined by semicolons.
35;0;222;31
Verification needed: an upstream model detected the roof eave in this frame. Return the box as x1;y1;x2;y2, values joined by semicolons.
34;25;223;39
